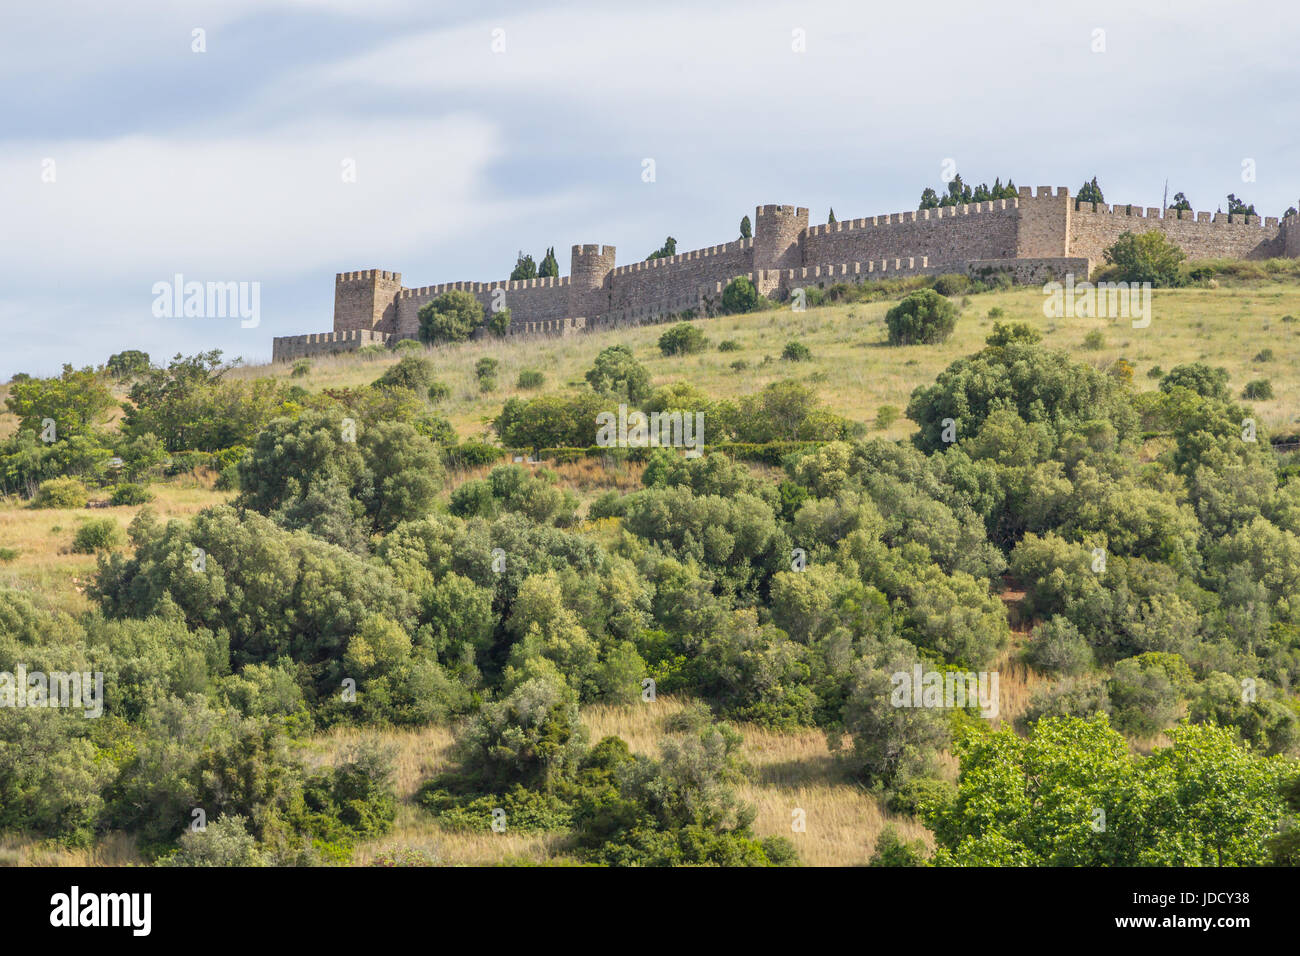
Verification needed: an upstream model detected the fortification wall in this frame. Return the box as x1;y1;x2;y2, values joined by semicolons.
1070;203;1283;264
753;256;935;297
968;257;1091;284
600;239;753;326
802;200;1019;272
393;276;572;338
272;328;390;362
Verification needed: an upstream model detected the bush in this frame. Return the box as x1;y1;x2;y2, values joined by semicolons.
931;273;971;297
781;341;812;362
393;339;425;353
1146;365;1164;379
720;276;759;314
987;307;1006;319
475;357;499;393
717;340;740;352
71;517;125;553
516;370;545;390
290;360;312;378
375;355;436;392
35;477;89;509
1242;379;1275;400
585;346;651;403
485;307;511;338
109;482;154;506
658;322;709;356
1102;230;1186;287
426;381;451;403
418;290;484;344
1160;363;1230;400
1253;348;1274;363
875;405;900;429
1083;330;1105;350
885;290;958;345
730;360;749;372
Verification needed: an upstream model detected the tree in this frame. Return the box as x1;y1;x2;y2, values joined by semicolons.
1076;176;1104;206
719;276;759;314
105;350;152;381
1170;191;1192;212
739;215;752;239
885;289;958;345
828;208;836;224
585;345;651;403
374;355;436;392
538;247;560;279
5;365;115;439
919;187;940;210
647;237;677;261
509;252;537;281
417;290;484;344
1102;230;1186;287
658;322;709;356
1226;194;1258;218
1159;362;1230;401
485;307;511;338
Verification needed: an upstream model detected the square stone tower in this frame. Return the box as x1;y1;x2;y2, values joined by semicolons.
334;270;403;334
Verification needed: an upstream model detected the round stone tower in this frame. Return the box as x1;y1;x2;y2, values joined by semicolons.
568;243;616;321
752;204;809;273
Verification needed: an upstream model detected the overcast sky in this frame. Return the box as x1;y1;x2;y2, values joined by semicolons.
3;0;1298;379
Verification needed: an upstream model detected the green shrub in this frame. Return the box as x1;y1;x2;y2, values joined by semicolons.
875;405;900;429
1102;230;1186;287
485;307;511;338
1083;330;1105;350
781;341;812;362
730;359;749;371
987;306;1006;319
35;477;89;509
1146;365;1164;379
444;442;506;469
516;370;545;389
717;340;740;352
1242;379;1275;400
427;381;451;403
375;355;436;392
931;273;971;297
720;276;759;314
418;290;484;344
393;338;425;353
475;357;500;393
884;289;958;345
109;482;154;506
71;517;125;553
290;360;312;378
1254;348;1274;362
659;322;709;356
0;547;18;562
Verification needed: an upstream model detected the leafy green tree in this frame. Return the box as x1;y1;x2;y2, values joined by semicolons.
374;355;436;392
417;290;484;344
585;345;651;403
538;247;560;278
1102;230;1186;287
5;365;115;440
658;322;709;356
1159;362;1230;401
739;215;752;239
885;289;958;345
493;392;609;449
1226;194;1257;218
509;252;537;281
485;307;511;337
646;237;677;261
105;350;152;381
1170;191;1192;212
1076;176;1104;206
719;276;759;314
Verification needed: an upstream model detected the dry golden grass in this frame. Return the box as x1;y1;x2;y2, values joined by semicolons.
221;280;1300;441
0;832;141;868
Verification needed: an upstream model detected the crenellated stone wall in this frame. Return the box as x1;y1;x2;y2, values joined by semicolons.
270;188;1300;360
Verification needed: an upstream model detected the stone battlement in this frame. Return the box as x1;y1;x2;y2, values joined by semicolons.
270;186;1300;360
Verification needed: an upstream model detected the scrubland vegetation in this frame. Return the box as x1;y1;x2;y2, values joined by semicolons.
3;255;1300;866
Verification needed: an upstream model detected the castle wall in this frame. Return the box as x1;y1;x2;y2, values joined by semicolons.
304;186;1300;355
803;200;1019;272
272;328;390;362
1070;204;1282;265
602;239;753;325
393;276;572;339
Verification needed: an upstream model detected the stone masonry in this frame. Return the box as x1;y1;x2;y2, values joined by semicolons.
272;186;1298;361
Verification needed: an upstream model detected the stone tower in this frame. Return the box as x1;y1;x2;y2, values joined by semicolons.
334;269;402;334
568;244;616;320
752;204;809;273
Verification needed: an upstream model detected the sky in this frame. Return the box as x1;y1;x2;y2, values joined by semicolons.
2;0;1299;379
